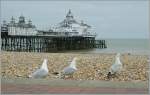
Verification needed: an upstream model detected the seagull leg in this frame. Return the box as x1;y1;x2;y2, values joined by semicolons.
63;75;66;79
111;72;117;78
71;74;73;79
60;73;65;79
115;73;119;78
68;75;71;79
58;71;62;79
67;74;73;80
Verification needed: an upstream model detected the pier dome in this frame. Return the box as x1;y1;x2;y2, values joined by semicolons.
57;10;90;28
51;9;95;37
19;15;25;23
58;9;79;28
66;9;74;19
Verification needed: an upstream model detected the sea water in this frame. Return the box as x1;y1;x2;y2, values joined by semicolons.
65;39;150;55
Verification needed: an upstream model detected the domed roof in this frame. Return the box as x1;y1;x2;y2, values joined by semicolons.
55;9;91;34
58;10;81;28
19;15;24;18
66;9;73;18
19;15;25;23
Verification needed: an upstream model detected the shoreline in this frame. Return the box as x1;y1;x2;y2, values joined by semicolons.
1;49;150;55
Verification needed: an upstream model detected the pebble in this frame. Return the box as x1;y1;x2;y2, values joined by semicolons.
1;51;149;81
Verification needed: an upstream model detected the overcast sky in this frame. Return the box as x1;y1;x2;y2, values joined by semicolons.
1;0;149;39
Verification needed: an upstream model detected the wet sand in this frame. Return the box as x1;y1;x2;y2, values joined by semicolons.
1;51;149;81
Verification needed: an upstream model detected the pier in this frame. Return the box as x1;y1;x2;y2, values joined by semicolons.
1;10;107;52
1;35;107;52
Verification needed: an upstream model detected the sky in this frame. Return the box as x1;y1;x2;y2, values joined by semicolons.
1;0;149;39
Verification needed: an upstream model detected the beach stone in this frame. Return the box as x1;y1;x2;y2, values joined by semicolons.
1;51;149;81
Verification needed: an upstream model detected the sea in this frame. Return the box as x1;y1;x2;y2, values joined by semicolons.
64;39;150;55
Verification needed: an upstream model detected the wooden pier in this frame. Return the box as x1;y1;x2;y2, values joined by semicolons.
1;10;108;52
1;35;107;52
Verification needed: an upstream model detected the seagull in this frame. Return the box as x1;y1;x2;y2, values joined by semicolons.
61;57;78;79
29;59;49;78
107;53;123;78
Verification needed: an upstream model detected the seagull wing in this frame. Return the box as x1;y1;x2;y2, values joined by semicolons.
31;68;48;78
110;63;122;74
63;66;76;75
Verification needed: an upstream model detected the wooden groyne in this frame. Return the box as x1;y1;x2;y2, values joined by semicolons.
1;35;107;52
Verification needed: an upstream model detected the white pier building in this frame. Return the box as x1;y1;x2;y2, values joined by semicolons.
38;9;96;37
1;10;96;37
1;16;37;36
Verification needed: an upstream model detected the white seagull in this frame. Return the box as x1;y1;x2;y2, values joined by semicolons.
62;57;78;78
29;59;49;78
108;53;123;78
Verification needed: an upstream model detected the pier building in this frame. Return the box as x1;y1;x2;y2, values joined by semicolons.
1;10;107;52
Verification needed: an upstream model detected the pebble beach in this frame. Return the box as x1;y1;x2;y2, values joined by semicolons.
1;51;149;81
